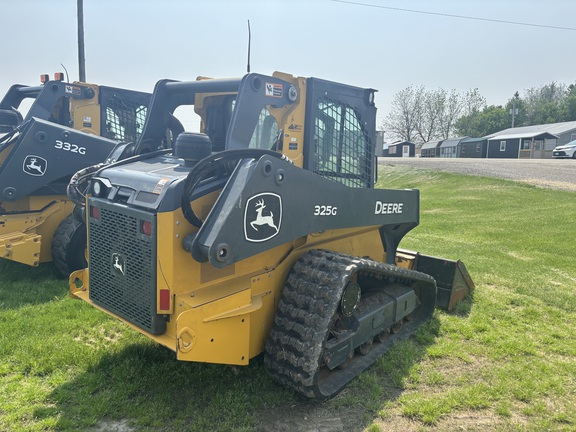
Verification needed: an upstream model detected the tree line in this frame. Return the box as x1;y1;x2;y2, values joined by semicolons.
382;82;576;144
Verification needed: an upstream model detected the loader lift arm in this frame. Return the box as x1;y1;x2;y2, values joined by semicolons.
189;154;419;267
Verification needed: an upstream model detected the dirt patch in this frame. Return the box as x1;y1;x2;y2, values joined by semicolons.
92;419;134;432
258;404;345;432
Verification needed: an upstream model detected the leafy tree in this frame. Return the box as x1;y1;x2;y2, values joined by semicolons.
521;82;567;125
452;88;486;137
560;83;576;121
455;105;509;137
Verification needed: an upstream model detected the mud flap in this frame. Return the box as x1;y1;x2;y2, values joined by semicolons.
396;249;475;310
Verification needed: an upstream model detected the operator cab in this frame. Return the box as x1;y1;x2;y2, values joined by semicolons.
132;74;291;157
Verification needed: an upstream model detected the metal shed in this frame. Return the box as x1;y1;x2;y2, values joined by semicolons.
460;137;487;158
439;137;468;158
487;131;557;159
383;140;416;157
420;140;443;157
375;130;385;157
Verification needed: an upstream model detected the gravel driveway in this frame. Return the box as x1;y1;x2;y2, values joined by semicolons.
379;158;576;192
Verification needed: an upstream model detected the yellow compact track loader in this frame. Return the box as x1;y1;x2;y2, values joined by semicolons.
0;75;150;275
69;72;473;399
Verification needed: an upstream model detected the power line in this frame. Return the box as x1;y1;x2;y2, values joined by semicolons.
331;0;576;31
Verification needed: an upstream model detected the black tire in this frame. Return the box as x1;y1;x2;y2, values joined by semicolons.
51;214;87;277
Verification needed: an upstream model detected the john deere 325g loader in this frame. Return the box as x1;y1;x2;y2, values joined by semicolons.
0;74;150;275
69;71;473;398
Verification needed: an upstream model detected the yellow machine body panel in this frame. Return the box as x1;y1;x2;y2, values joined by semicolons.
70;82;101;136
0;197;73;265
269;72;307;168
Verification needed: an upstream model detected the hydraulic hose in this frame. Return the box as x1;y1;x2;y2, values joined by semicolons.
67;163;107;207
0;120;29;154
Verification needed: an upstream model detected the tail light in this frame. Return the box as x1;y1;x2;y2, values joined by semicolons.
159;289;171;312
141;220;152;236
90;206;100;220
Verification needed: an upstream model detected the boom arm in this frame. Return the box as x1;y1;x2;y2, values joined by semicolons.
190;155;419;267
0;118;117;201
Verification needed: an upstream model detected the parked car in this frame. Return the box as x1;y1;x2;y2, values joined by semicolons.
552;140;576;159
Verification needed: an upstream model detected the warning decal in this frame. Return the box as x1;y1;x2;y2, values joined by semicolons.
152;178;170;194
265;83;283;98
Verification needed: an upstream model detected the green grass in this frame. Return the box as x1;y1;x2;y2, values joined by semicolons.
1;164;575;431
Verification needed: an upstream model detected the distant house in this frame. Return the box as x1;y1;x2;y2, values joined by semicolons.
460;137;488;158
383;140;416;157
486;131;557;159
484;120;576;158
439;137;468;158
540;121;576;145
420;140;443;157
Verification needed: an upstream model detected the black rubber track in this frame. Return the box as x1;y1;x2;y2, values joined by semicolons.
51;214;87;278
264;249;437;399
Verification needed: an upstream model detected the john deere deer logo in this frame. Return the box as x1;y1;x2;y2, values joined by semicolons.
244;193;282;243
250;199;278;232
23;155;47;176
111;253;126;276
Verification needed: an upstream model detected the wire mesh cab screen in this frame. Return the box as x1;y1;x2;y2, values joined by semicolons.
304;78;376;188
99;87;150;143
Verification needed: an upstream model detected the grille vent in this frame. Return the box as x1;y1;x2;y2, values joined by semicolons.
88;201;165;334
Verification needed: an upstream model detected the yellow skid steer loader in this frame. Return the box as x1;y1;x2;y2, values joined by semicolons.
0;74;150;275
69;71;473;398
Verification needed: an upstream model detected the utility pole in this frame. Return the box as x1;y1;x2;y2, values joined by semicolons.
77;0;86;82
510;91;519;127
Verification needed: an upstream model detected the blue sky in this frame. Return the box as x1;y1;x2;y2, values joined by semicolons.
3;0;576;128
